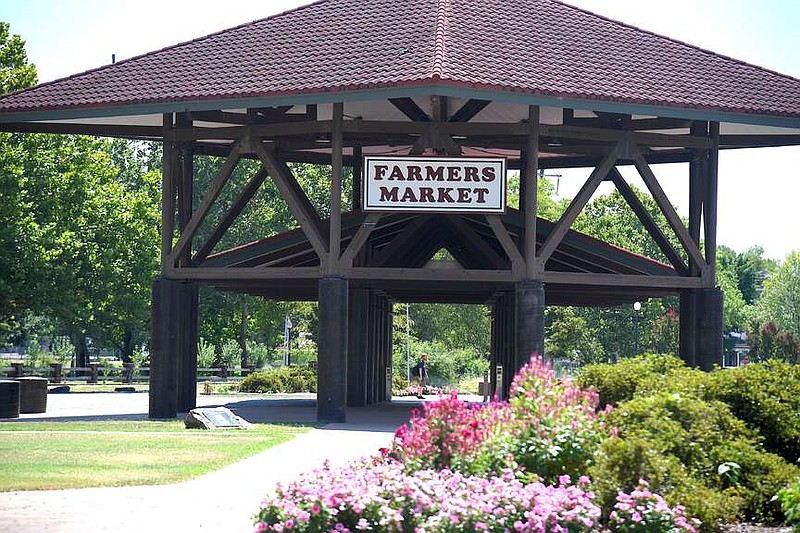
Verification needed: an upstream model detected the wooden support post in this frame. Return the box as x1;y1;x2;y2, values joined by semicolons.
679;289;698;368
347;287;369;407
696;288;723;371
161;114;176;272
176;113;193;267
524;106;540;279
176;281;199;412
352;145;363;211
149;277;179;418
317;277;348;422
704;122;720;286
328;102;344;275
515;280;545;370
688;122;706;277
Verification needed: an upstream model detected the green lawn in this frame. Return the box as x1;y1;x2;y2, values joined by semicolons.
0;420;309;491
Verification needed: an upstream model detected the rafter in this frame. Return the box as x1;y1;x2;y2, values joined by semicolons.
167;140;242;266
538;144;621;265
388;97;431;122
252;141;329;259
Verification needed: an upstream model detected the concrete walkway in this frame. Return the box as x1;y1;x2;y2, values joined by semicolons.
0;392;429;533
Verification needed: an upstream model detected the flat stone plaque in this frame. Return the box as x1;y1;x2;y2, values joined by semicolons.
184;406;252;430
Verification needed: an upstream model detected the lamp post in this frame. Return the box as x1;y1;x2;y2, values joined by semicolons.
405;303;411;382
633;301;642;356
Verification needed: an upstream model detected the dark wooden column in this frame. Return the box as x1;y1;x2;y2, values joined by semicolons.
347;286;368;407
696;288;723;371
177;281;199;412
317;277;349;422
149;277;179;418
515;280;545;368
490;291;515;400
678;289;698;368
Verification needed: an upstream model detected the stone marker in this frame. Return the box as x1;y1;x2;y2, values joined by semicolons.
49;385;71;394
184;406;253;430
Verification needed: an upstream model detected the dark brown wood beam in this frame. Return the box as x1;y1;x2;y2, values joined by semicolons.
538;144;621;265
0;121;162;139
161;114;176;272
445;216;507;270
543;271;700;289
346;267;515;282
704;122;720;285
194;167;269;264
166;265;321;280
327;102;344;275
688;121;706;277
252;141;329;259
485;215;524;275
633;152;706;269
524;105;540;278
719;134;800;148
370;216;431;267
388;97;431;122
449;99;491;122
341;213;382;268
608;168;688;275
168;141;242;266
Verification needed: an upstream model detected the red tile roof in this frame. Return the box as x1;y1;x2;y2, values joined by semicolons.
1;0;799;121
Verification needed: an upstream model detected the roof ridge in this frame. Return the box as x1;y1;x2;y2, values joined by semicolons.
432;0;449;79
2;0;332;100
554;0;800;84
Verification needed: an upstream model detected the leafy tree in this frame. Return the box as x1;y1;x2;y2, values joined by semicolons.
756;251;800;338
717;245;775;305
0;22;36;94
545;306;605;364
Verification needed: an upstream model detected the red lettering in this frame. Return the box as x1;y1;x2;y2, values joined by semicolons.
379;187;399;202
419;187;435;202
457;188;471;202
389;166;405;181
407;165;422;181
400;187;418;202
464;167;479;182
475;188;489;203
426;166;444;181
447;167;461;181
374;165;388;180
481;167;496;182
438;187;455;202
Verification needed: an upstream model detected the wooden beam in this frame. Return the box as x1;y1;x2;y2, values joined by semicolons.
0;122;163;139
176;113;193;268
194;167;269;264
167;141;242;266
542;271;701;289
609;168;688;275
445;216;507;270
524;105;540;278
704;122;720;285
538;144;621;265
449;99;491;122
252;141;329;259
161;114;176;272
346;267;516;282
688;121;706;276
388;97;431;122
341;213;382;268
485;215;525;274
370;216;430;267
719;134;800;148
327;102;344;275
166;266;321;280
633;152;706;269
352;145;363;211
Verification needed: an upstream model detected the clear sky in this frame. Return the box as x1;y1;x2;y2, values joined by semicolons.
1;0;798;260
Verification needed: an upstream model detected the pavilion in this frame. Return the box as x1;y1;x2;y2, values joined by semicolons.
2;0;799;421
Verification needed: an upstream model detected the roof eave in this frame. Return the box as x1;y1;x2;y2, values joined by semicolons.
1;80;799;131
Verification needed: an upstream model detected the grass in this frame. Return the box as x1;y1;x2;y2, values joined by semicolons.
0;420;310;491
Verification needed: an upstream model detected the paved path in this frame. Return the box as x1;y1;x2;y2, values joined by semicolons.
0;392;427;533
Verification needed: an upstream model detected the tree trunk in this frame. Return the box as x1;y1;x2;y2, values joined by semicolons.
120;325;134;364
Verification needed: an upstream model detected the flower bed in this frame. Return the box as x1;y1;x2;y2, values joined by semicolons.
253;355;701;533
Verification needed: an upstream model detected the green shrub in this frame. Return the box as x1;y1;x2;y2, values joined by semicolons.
590;390;800;529
709;360;800;464
391;374;408;394
576;353;688;407
197;337;216;368
775;478;800;530
236;366;316;393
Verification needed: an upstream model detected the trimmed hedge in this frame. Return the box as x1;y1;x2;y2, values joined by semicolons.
236;366;316;393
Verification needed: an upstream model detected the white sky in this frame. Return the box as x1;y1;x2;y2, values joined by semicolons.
1;0;798;260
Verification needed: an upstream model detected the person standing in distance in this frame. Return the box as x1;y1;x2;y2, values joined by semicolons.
414;353;428;399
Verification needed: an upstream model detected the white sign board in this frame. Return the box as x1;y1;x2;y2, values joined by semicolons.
363;156;506;213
